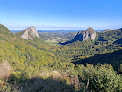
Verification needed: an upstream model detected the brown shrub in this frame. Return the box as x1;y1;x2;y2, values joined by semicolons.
0;61;12;78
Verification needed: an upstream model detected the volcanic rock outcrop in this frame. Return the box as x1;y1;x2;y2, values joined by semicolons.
21;26;39;39
74;27;96;41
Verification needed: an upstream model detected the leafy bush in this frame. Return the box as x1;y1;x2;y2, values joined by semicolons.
76;64;122;92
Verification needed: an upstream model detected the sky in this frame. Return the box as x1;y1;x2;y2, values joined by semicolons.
0;0;122;30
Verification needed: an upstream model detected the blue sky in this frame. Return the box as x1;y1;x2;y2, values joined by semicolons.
0;0;122;30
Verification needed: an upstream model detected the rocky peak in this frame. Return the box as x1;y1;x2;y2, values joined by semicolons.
87;27;95;33
87;27;94;30
21;26;39;40
74;27;96;41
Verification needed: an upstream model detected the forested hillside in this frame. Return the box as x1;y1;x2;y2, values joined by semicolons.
0;24;122;92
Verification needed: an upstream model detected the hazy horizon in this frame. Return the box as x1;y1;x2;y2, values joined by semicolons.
10;29;105;34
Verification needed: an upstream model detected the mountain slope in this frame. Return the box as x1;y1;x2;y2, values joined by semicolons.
72;49;122;72
0;25;71;77
0;24;15;39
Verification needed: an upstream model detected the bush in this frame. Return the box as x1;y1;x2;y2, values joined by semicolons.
77;64;122;92
0;61;12;79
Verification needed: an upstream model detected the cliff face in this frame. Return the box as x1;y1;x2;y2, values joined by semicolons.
21;26;39;40
74;27;96;41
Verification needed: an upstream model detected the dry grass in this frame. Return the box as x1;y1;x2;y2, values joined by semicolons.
0;61;13;91
39;70;62;80
0;61;12;78
0;69;83;92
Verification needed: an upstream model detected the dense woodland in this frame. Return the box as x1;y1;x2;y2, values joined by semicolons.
0;24;122;92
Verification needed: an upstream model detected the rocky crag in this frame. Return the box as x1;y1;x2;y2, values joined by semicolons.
21;26;39;40
74;27;96;41
60;27;96;45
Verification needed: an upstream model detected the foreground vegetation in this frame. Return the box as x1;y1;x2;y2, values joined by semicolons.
0;24;122;91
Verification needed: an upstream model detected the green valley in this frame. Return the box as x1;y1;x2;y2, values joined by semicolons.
0;24;122;92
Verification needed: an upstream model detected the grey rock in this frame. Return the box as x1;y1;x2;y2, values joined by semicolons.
75;27;96;41
21;26;39;40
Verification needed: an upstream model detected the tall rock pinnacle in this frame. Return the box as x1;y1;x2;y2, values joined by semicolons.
21;26;39;40
74;27;96;41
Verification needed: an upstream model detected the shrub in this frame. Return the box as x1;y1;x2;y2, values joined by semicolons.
78;64;122;92
0;61;12;78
